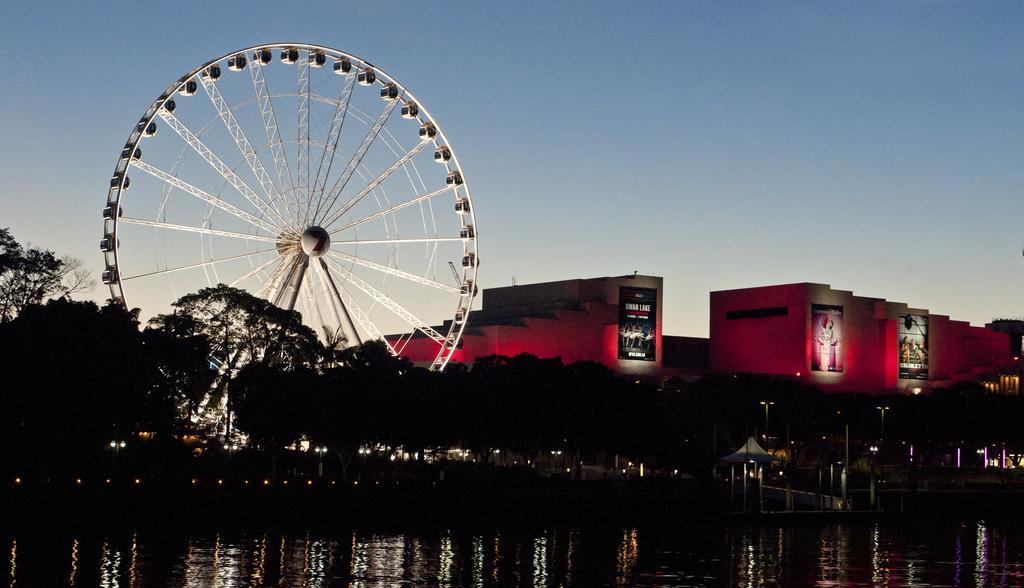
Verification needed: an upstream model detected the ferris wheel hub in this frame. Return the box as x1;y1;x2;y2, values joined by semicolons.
300;226;331;258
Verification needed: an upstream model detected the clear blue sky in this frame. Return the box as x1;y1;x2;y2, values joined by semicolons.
1;1;1022;336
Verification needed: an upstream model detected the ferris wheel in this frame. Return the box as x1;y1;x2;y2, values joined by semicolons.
101;43;478;369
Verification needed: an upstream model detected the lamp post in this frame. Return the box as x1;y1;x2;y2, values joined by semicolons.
759;400;774;445
110;440;126;478
314;446;327;478
109;440;126;458
836;410;849;504
875;405;890;441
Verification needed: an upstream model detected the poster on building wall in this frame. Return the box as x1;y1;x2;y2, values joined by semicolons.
811;304;844;372
618;287;657;361
898;314;928;380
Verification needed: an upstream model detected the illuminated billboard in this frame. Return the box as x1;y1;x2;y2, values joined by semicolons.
811;304;843;372
618;287;656;361
899;314;928;380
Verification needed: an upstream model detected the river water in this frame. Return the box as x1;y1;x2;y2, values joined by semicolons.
3;520;1022;586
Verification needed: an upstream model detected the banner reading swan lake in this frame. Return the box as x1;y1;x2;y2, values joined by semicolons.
811;304;844;373
618;287;657;361
899;314;928;380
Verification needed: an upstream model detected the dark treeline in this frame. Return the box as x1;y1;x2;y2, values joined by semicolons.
2;227;1022;485
0;287;673;482
1;287;1023;485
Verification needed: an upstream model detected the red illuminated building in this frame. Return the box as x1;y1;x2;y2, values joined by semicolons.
710;283;1013;393
396;274;707;381
398;277;1015;394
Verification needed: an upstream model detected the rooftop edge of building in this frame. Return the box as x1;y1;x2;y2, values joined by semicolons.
482;274;662;310
711;282;998;329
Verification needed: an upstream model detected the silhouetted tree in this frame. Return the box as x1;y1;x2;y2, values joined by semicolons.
0;228;94;323
150;284;323;436
0;299;200;478
141;314;216;432
233;364;318;479
321;340;413;479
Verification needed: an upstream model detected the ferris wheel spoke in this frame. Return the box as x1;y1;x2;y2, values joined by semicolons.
318;140;432;229
326;251;460;294
313;99;400;224
229;256;281;288
255;255;294;299
248;54;297;221
118;217;279;243
332;237;463;246
296;53;312;226
121;249;276;281
326;185;455;233
324;257;447;345
130;160;280;235
158;111;293;230
198;73;293;226
310;74;356;219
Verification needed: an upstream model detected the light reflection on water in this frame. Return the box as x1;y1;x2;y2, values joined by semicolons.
68;538;78;586
469;536;482;587
10;521;1024;586
975;521;988;588
533;535;547;588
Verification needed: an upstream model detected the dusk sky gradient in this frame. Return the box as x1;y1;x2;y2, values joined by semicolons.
1;1;1023;336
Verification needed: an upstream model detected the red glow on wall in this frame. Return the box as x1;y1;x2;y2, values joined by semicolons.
710;283;1012;393
394;307;656;372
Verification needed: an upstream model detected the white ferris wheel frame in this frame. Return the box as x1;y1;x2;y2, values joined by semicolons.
101;43;479;370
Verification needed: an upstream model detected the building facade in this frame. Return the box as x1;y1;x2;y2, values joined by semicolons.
710;283;1012;393
985;319;1024;359
397;277;1014;393
396;274;705;380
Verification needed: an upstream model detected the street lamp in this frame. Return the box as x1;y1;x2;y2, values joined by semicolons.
875;406;890;441
759;401;774;443
314;446;327;478
109;440;126;458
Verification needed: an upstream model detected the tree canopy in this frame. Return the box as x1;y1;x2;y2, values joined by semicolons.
0;227;94;323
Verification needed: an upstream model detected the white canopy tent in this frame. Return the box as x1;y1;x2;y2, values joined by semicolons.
721;436;776;465
720;436;777;512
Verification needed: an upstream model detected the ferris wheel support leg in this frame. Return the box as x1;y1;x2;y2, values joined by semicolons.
311;260;344;340
272;256;309;312
261;254;295;302
318;258;362;347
